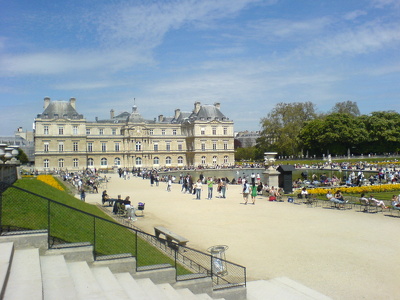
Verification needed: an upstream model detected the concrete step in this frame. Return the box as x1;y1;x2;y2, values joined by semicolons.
40;255;78;300
157;283;185;300
3;248;42;300
247;279;331;300
114;272;150;299
176;287;200;299
67;261;106;300
91;267;130;300
136;277;169;299
270;277;331;300
196;292;215;300
0;242;14;299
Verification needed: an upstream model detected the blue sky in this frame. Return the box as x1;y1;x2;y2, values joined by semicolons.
1;0;399;136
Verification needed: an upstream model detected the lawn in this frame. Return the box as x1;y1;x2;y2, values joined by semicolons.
1;177;191;274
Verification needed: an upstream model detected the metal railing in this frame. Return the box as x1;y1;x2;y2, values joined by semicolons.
0;181;246;289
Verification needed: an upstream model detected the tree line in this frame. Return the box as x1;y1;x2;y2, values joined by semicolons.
235;101;400;161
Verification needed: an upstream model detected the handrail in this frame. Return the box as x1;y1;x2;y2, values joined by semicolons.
0;181;246;288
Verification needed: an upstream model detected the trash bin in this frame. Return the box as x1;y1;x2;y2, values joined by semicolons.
207;245;229;276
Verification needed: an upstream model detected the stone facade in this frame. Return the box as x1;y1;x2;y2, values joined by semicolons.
34;98;235;171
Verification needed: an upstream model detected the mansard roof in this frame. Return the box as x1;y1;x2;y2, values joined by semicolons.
37;101;83;119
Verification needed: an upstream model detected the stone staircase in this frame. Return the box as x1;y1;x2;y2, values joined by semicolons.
0;232;331;300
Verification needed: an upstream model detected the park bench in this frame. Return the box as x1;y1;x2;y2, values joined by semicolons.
154;226;189;247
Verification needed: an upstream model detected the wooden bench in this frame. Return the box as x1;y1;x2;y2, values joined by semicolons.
154;226;189;247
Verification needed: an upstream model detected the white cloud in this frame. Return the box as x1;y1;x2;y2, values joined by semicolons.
300;22;400;56
343;10;367;20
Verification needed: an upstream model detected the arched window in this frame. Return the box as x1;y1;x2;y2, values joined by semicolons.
153;157;159;165
101;158;107;166
44;159;49;168
212;156;217;164
166;156;172;165
224;155;228;164
87;158;94;166
135;157;142;166
177;156;183;164
58;159;64;168
114;157;121;166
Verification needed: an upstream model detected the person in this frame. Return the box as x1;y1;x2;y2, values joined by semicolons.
257;182;263;195
242;180;250;204
392;195;400;207
102;190;110;205
166;176;172;192
301;187;308;198
220;178;227;198
326;190;334;200
80;189;86;202
207;177;213;200
195;179;202;200
251;173;256;185
251;183;257;204
368;194;388;209
330;190;346;208
112;195;123;214
269;186;279;201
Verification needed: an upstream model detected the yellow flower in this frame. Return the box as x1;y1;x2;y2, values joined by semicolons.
37;175;64;191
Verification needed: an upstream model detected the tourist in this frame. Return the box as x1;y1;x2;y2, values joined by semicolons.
102;190;110;205
251;183;257;204
392;195;400;207
195;179;202;200
166;175;172;192
80;189;86;202
207;177;213;199
368;194;388;209
242;180;250;204
220;178;227;198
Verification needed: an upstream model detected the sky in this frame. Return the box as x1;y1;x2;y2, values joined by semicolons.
1;0;400;136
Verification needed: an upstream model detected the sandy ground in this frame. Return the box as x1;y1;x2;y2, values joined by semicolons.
83;173;400;300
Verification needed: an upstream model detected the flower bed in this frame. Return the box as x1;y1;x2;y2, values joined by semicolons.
37;175;64;191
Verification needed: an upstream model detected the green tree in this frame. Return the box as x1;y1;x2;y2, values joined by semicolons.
258;102;317;156
330;101;360;116
300;113;368;155
16;149;30;164
235;147;257;161
359;111;400;154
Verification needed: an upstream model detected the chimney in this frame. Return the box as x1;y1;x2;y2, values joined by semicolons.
110;109;115;119
194;101;201;114
158;115;164;122
214;102;220;110
69;97;76;109
174;109;180;119
44;97;50;109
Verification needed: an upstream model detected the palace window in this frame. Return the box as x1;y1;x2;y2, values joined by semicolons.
153;157;159;164
173;129;177;135
73;158;79;168
101;158;107;166
224;156;229;164
58;126;64;135
212;156;217;164
73;142;78;152
87;143;93;152
213;141;217;150
166;142;171;151
178;156;183;164
223;127;228;135
88;158;94;166
44;143;49;152
212;127;217;135
201;142;206;151
101;143;107;152
162;129;166;135
201;156;206;164
114;157;121;166
112;129;116;135
58;159;64;168
166;156;172;165
44;159;49;168
201;127;205;135
115;142;120;152
99;128;104;135
86;128;91;135
224;141;228;150
58;142;64;152
44;126;49;135
136;142;141;151
135;157;142;166
154;143;158;151
73;126;78;135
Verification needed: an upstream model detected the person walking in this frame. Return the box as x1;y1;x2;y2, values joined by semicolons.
166;176;172;192
207;177;213;199
251;183;257;204
243;180;250;204
80;189;86;202
220;178;227;198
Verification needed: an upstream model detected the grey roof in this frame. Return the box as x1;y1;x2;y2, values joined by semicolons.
96;111;130;123
37;101;83;119
126;105;145;123
171;112;192;123
188;105;228;122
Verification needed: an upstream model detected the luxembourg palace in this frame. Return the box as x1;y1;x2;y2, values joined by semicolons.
34;97;235;171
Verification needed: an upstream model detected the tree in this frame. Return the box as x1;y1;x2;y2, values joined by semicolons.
258;102;317;156
330;101;360;116
299;113;368;155
359;111;400;154
16;148;30;164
